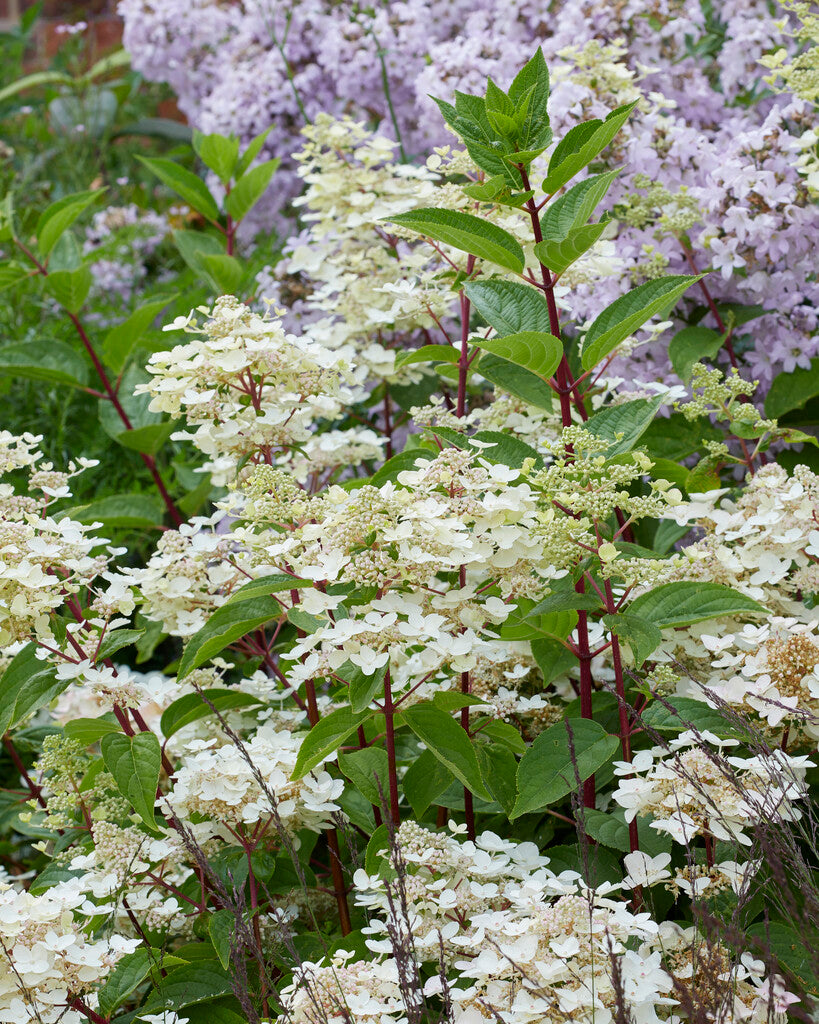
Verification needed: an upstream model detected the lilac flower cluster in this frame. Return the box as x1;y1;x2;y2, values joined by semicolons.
118;0;817;387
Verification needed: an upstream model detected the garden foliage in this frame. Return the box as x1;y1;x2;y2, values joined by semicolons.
0;8;817;1024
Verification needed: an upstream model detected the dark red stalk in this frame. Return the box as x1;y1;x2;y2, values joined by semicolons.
382;667;401;827
3;736;46;809
14;239;183;527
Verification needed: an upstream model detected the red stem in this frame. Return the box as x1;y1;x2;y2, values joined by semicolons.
382;667;401;826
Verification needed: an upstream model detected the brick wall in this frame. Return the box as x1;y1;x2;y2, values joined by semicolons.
6;0;124;66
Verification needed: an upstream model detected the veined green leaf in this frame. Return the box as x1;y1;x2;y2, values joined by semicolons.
403;702;491;801
540;170;620;240
338;746;390;806
668;326;725;382
465;279;550;335
37;190;102;257
178;596;282;679
44;264;92;313
477;352;553;411
513;718;618;818
584;395;664;456
291;708;371;779
193;130;240;184
543;102;637;194
474;330;563;381
225;158;280;222
395;344;459;369
627;581;767;629
138;156;220;222
0;645;68;735
160;689;264;739
0;339;88;389
581;275;701;370
100;732;162;832
533;221;607;275
386;208;525;272
403;747;453;817
603;612;662;668
102;295;177;373
765;358;819;420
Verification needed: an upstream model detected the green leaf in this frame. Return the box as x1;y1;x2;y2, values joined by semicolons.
394;345;459;369
641;696;738;736
44;264;92;313
581;275;701;370
173;228;226;281
66;493;163;530
336;661;388;714
222;573;306;607
477;719;527;755
102;296;177;373
501;601;576;642
0;260;31;291
178;596;282;679
148;962;234;1011
64;717;121;746
465;279;550;336
512;718;618;818
543;102;637;194
208;909;235;970
201;253;244;294
338;746;390;807
462;175;509;201
507;47;551;151
402;747;454;817
668;326;725;382
0;339;88;389
236;126;273;178
160;689;264;739
100;732;161;832
584;396;663;456
98;947;156;1016
603;612;662;668
193;130;240;184
429;425;543;471
477;352;553;411
476;742;518;817
114;421;177;456
765;358;819;420
528;589;600;616
582;808;671;857
138;156;220;222
95;628;146;663
534;221;607;275
0;645;68;734
540;170;620;240
403;702;491;801
0;69;72;103
746;922;819;995
474;330;563;381
225;159;280;222
627;581;767;629
386;208;525;272
37;190;101;257
291;708;370;779
531;637;577;685
369;449;435;486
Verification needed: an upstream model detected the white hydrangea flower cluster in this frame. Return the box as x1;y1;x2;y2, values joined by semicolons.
137;295;359;485
670;462;819;606
612;731;813;845
0;432;107;646
118;512;251;637
0;879;140;1023
164;723;344;837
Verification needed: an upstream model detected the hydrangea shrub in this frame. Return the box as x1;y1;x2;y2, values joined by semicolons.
0;47;818;1024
